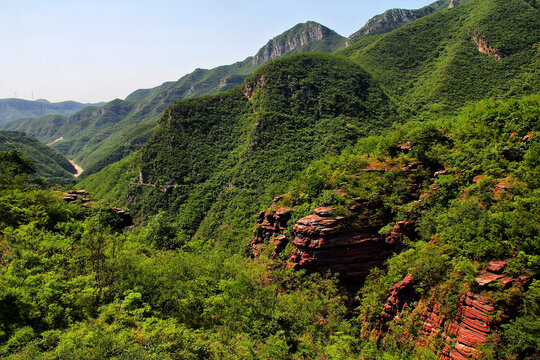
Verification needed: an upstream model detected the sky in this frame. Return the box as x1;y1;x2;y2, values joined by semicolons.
0;0;432;103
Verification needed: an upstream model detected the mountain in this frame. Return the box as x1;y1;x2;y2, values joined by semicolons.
252;21;346;65
81;53;396;244
249;93;540;359
83;0;540;214
341;0;539;114
347;0;470;45
0;0;538;358
0;22;346;178
0;98;104;125
0;131;76;185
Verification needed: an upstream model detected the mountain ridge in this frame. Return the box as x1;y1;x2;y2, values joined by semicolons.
0;98;105;125
347;0;470;45
0;21;346;178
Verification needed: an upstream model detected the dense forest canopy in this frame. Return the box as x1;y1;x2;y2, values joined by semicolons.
1;0;538;358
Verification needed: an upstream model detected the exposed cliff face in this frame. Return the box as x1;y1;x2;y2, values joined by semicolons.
250;160;423;282
373;260;534;359
471;34;502;60
443;293;496;360
347;0;469;45
250;207;291;258
379;273;418;328
252;22;345;65
289;202;395;281
376;278;497;359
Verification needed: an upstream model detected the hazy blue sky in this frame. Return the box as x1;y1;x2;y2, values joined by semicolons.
1;0;431;103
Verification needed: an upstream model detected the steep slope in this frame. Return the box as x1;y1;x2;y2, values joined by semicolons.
341;0;540;114
81;53;396;247
250;94;539;358
0;98;104;125
252;21;346;64
0;131;76;185
1;22;346;177
347;0;469;45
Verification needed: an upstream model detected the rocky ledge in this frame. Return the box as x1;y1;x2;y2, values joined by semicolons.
250;160;423;282
289;202;395;281
375;260;533;359
249;207;291;258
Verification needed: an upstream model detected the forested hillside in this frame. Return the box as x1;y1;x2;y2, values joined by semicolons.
2;94;538;359
1;0;538;358
1;22;346;178
0;131;76;185
341;0;539;114
82;53;396;247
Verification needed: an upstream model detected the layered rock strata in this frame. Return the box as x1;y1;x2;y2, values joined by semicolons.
289;203;395;281
378;259;533;359
250;160;424;281
441;293;496;360
377;277;497;359
250;207;291;258
377;273;418;331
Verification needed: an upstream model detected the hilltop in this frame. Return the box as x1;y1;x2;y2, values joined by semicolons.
1;22;346;178
0;98;104;125
0;0;538;358
347;0;470;44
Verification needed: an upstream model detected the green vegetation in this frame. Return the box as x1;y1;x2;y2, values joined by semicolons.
2;94;538;359
0;99;103;125
1;22;345;178
0;152;353;359
341;0;540;114
0;131;76;185
93;53;396;250
347;0;469;44
1;0;539;358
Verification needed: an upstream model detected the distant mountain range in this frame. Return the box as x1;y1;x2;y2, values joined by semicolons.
0;0;515;180
0;98;104;125
1;21;346;177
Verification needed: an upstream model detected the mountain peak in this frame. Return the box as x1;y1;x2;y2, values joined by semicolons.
252;21;345;65
347;0;469;45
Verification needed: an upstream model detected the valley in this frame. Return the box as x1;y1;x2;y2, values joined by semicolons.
0;0;538;358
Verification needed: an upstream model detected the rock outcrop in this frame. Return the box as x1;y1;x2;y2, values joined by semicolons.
377;280;497;359
379;273;418;326
471;34;502;61
249;160;423;282
252;22;342;65
218;75;247;90
475;260;531;288
289;202;395;281
347;0;470;45
441;293;496;360
250;207;292;258
60;190;133;228
62;189;90;203
111;207;134;228
375;259;534;359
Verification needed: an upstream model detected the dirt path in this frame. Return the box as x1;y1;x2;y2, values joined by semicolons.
47;136;63;146
68;159;84;177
